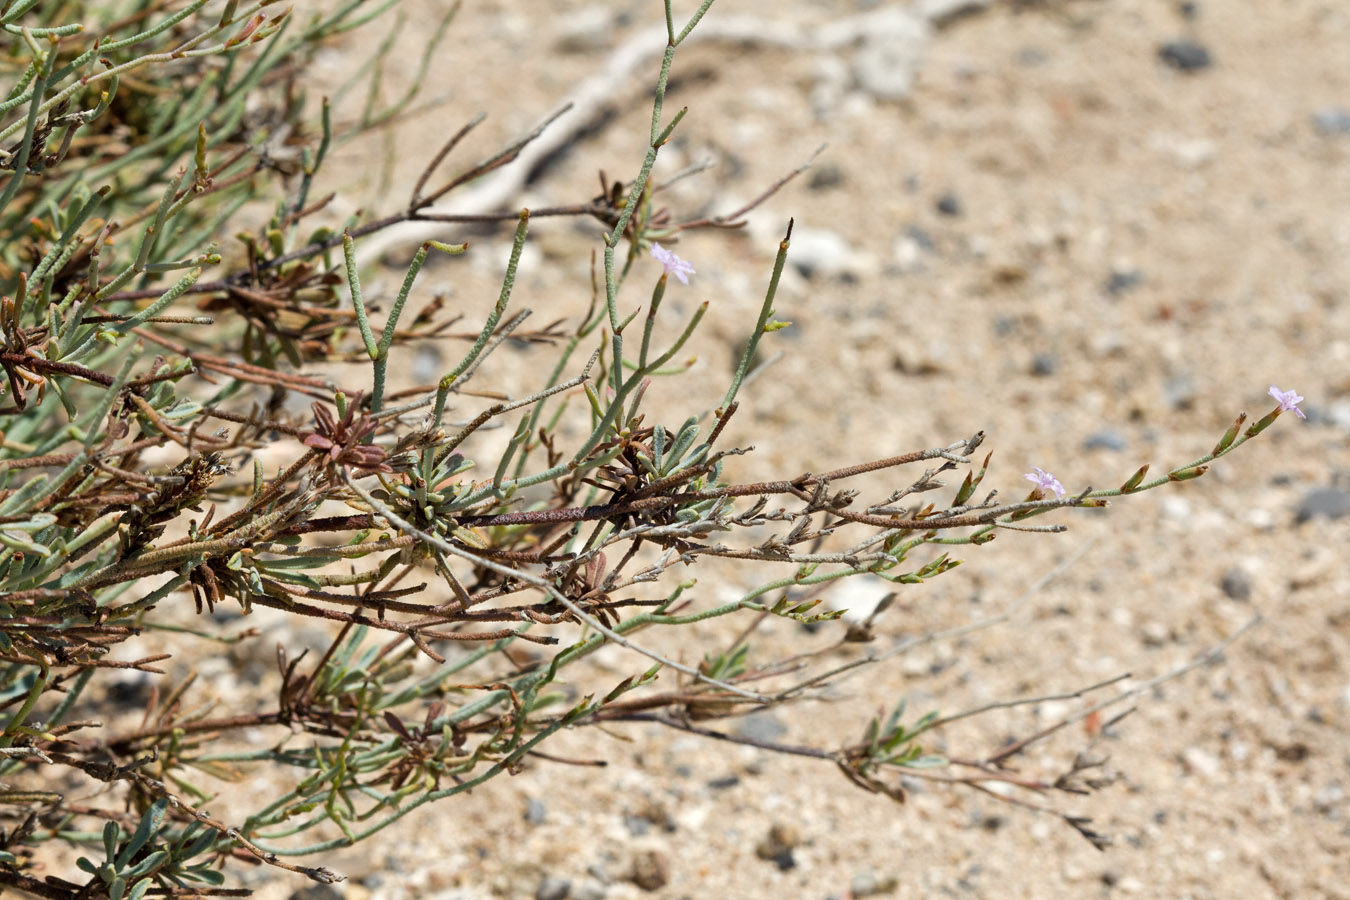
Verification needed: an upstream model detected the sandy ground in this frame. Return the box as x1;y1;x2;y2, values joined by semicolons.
223;1;1350;898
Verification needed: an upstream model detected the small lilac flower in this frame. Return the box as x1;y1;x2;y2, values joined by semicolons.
651;242;695;285
1268;385;1306;419
1025;466;1066;498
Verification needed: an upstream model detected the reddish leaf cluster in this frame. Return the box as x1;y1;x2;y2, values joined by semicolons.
303;394;393;475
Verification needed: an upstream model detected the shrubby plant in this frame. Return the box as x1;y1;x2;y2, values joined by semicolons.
0;2;1299;896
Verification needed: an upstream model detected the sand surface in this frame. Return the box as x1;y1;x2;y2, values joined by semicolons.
235;1;1349;898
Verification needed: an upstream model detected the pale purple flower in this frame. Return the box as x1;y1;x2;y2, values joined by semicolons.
1025;466;1066;498
1268;385;1305;419
651;242;695;285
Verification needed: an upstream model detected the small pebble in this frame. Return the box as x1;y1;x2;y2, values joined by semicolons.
1170;137;1216;167
622;815;650;837
1180;746;1222;780
893;235;924;270
935;191;963;217
1030;353;1057;376
1158;40;1212;71
1312;108;1350;136
1104;268;1144;295
808;164;846;190
706;774;740;791
1275;742;1310;762
106;675;152;708
917;0;992;24
1141;621;1170;647
633;799;677;832
628;850;670;892
893;225;935;271
289;887;342;900
524;797;547;825
786;225;873;280
905;224;936;251
1083;429;1127;452
852;9;930;100
1219;567;1251;602
1313;783;1345;816
850;869;899;897
1245;507;1276;530
810;54;850;119
1295;488;1350;523
536;876;572;900
755;822;801;871
734;712;788;743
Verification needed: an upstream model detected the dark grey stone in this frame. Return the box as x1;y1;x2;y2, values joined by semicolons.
935;192;963;216
1295;488;1350;524
106;675;152;708
1159;40;1212;71
1030;353;1057;376
1104;268;1144;295
808;164;845;191
289;887;342;900
1219;567;1251;602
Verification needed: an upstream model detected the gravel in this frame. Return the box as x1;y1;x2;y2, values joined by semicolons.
1158;40;1212;71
